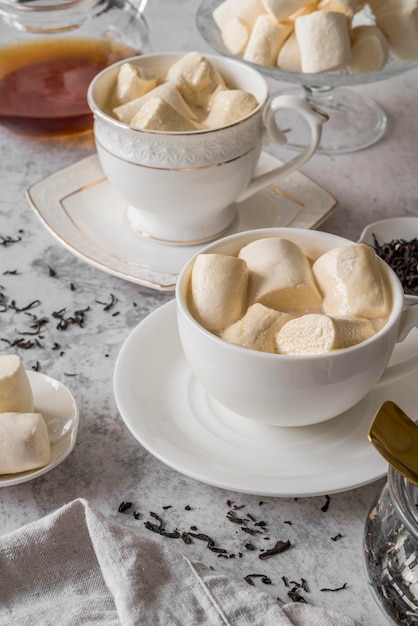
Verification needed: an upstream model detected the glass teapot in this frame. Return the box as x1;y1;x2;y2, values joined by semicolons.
364;465;418;625
0;0;149;136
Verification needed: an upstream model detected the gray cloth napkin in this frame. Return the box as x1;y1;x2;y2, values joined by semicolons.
0;498;360;626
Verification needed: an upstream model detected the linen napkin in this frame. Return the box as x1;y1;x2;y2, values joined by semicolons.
0;499;360;626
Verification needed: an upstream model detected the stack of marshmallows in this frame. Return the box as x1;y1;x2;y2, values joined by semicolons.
110;52;258;131
213;0;418;73
0;355;51;475
189;239;391;355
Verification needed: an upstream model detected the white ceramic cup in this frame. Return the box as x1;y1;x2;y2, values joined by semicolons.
176;228;418;427
87;52;327;245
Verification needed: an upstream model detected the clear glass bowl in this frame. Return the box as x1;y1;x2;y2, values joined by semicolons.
364;466;418;625
196;0;418;153
0;0;149;136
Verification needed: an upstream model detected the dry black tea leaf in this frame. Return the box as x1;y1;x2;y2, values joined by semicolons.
372;234;418;295
244;573;272;586
259;539;291;560
118;501;132;513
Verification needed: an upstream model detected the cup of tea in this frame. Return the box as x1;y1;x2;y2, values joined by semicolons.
176;228;418;426
87;52;328;245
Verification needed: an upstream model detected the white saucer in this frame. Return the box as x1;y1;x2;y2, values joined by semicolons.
113;301;418;497
27;153;337;291
0;371;79;487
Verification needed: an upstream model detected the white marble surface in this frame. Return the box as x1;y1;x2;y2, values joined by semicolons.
1;1;418;624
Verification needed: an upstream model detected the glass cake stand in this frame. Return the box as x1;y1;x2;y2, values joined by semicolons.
196;0;418;154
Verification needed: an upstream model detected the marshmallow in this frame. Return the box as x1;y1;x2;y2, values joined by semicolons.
115;63;159;105
317;0;359;18
262;0;314;21
295;10;352;72
367;0;416;16
204;89;258;127
286;2;318;21
130;97;199;132
244;15;293;66
276;313;376;354
113;81;198;125
239;238;323;313
0;412;51;475
374;8;418;60
313;243;391;319
0;355;34;413
190;253;249;333
348;25;389;73
221;17;250;55
166;51;226;109
213;0;266;30
277;31;302;70
221;303;294;352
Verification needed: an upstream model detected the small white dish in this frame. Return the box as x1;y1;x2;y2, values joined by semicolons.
359;217;418;306
113;300;418;497
27;153;337;291
0;371;79;488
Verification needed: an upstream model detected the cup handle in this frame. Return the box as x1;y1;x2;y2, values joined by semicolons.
376;304;418;387
236;95;328;202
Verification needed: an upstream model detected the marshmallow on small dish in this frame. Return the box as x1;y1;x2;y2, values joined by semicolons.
295;10;351;72
244;15;293;66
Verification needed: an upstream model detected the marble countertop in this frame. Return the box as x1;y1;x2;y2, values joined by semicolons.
1;2;418;624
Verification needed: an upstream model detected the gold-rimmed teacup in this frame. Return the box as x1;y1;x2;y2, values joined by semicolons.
88;52;327;245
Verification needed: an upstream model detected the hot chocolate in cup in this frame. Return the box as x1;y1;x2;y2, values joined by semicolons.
87;52;327;245
176;228;418;427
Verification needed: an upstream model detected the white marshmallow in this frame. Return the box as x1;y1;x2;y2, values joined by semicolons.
295;10;352;72
190;253;250;333
285;2;318;21
239;237;323;314
113;81;198;125
115;63;159;105
262;0;314;21
0;355;34;413
276;313;376;354
221;303;294;352
312;243;391;319
367;0;416;16
374;8;418;60
213;0;266;30
317;0;359;18
166;51;226;109
130;97;199;132
221;17;250;55
204;89;258;128
348;25;389;73
277;31;302;70
244;15;293;66
0;412;51;474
